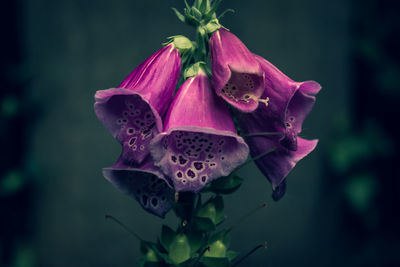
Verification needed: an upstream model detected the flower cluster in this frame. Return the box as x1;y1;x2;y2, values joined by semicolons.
94;2;320;218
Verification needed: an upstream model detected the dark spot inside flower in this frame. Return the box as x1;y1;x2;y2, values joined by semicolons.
179;155;188;165
129;137;137;146
123;111;128;116
128;128;134;134
201;176;207;183
244;95;250;99
122;119;127;123
182;179;187;184
191;145;195;149
285;122;292;128
177;171;183;178
171;155;177;163
196;148;201;152
193;162;204;171
140;122;145;126
209;163;216;167
142;195;148;206
232;86;236;90
187;169;196;179
218;149;222;153
208;154;214;159
221;156;225;160
289;116;295;122
146;114;151;118
151;197;158;207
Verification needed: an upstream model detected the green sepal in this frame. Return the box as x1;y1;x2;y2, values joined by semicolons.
226;250;240;262
200;257;230;267
207;175;243;195
204;0;222;20
171;8;186;23
184;62;207;79
194;216;216;232
160;225;176;252
198;0;210;14
192;6;203;21
204;19;221;34
163;35;194;54
169;233;192;264
184;7;200;26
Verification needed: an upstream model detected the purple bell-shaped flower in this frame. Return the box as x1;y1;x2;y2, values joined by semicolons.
209;28;265;112
150;64;249;192
94;44;181;165
238;55;321;199
103;156;175;218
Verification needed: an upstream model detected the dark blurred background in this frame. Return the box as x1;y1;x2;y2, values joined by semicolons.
1;0;399;266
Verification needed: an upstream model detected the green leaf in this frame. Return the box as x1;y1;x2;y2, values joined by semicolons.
194;216;216;232
200;257;230;267
169;234;191;264
171;8;185;23
161;225;175;252
226;250;240;262
209;175;243;194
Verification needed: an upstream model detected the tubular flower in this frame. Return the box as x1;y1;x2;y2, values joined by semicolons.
103;156;175;218
237;55;321;199
150;65;249;193
209;28;265;112
94;44;181;165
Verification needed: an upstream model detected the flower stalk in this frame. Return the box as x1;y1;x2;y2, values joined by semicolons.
94;0;321;266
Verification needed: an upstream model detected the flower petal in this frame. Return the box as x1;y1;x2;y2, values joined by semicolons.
103;157;175;218
150;71;249;192
94;88;162;165
210;29;264;112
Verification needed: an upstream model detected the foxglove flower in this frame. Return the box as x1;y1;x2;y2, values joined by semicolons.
209;28;265;112
94;44;181;165
238;55;321;199
150;65;249;192
103;156;175;218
